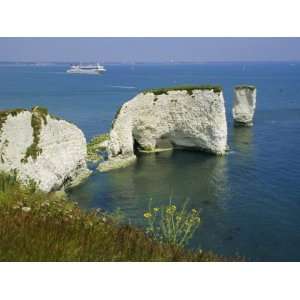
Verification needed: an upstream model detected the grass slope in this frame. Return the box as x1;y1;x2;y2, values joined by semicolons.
0;172;243;261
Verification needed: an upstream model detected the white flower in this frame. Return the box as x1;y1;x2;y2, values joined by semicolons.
22;207;31;213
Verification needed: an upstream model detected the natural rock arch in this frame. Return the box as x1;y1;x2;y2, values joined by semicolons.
99;86;228;172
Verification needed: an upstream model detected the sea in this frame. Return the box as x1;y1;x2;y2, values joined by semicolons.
0;62;300;261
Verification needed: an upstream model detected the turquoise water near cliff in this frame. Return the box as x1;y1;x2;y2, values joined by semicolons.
1;62;300;261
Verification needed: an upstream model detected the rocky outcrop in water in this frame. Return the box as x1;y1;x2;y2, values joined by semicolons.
98;86;228;172
232;85;256;126
0;107;90;192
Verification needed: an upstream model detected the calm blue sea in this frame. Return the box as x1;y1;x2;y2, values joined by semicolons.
1;62;300;261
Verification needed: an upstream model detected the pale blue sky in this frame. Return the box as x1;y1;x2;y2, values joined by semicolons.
0;38;300;62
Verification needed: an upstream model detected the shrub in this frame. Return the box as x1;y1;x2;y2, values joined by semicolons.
144;200;201;247
0;171;18;193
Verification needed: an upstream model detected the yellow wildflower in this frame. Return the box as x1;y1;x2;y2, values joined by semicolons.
144;212;152;219
153;207;160;212
166;205;177;214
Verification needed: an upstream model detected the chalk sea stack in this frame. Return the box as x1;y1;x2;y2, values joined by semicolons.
98;85;228;172
232;85;257;127
0;107;91;192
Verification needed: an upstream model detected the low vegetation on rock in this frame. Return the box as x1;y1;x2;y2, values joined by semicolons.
0;108;25;135
0;107;50;163
21;107;49;163
87;133;109;162
143;85;223;96
235;85;256;90
0;171;243;261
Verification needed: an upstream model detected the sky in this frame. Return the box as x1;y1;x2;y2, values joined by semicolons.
0;38;300;62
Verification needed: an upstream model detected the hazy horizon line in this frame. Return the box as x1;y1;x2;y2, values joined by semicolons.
1;60;300;64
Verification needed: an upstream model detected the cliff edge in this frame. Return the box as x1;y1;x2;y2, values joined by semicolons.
0;107;90;192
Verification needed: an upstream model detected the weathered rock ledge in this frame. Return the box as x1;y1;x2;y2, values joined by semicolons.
232;85;257;127
0;107;91;192
98;85;228;172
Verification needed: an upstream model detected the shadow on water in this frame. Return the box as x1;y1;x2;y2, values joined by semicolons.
105;150;230;219
69;149;231;252
231;126;253;156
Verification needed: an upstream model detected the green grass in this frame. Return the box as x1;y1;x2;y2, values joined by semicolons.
87;133;109;162
0;172;243;261
21;107;49;163
235;85;256;91
0;107;50;163
0;108;25;133
143;85;223;96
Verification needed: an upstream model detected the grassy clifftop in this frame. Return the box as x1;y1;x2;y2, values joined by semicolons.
143;85;223;96
0;172;243;262
235;85;256;91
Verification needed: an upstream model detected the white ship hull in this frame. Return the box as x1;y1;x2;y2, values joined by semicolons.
66;69;105;75
66;64;106;75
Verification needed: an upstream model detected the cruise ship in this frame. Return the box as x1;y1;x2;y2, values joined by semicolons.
66;63;106;74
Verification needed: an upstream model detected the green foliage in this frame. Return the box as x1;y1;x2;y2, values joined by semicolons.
144;200;201;247
0;172;243;261
33;106;48;124
21;106;49;163
0;109;23;161
0;107;50;163
0;109;25;133
144;85;223;96
0;171;38;194
0;139;9;163
0;171;18;193
140;145;155;152
235;85;256;91
87;133;109;162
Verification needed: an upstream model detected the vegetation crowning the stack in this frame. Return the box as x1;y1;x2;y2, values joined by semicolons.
235;85;256;91
143;85;223;96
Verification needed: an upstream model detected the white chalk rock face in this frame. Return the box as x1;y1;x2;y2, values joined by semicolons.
99;86;228;171
0;107;90;192
232;86;256;126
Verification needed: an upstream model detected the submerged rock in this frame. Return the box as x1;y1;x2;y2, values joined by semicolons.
233;85;256;127
99;85;228;171
0;107;91;192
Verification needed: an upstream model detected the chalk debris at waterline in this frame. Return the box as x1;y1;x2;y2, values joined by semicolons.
0;107;91;192
98;85;228;172
232;85;257;127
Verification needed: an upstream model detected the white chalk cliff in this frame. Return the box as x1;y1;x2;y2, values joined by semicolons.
99;86;228;171
232;86;256;126
0;107;90;192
